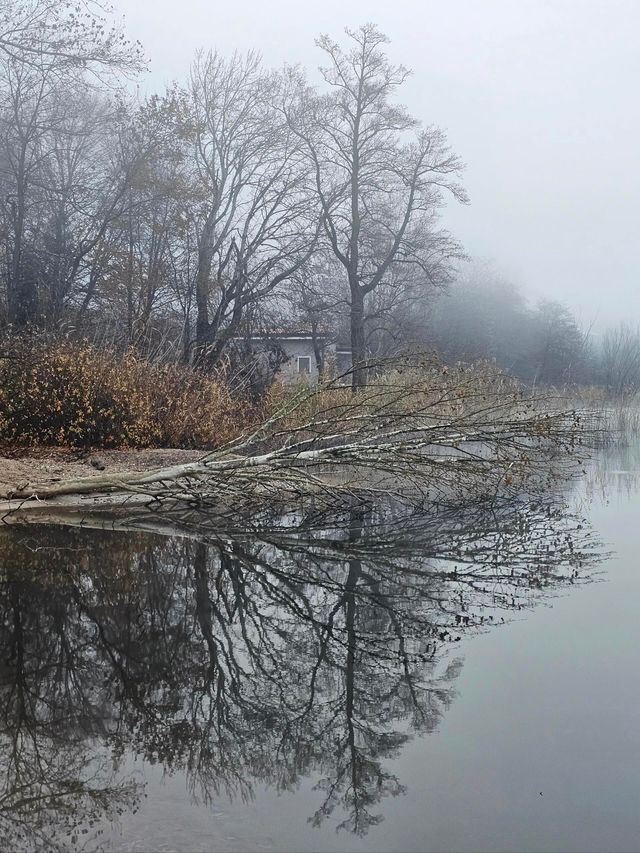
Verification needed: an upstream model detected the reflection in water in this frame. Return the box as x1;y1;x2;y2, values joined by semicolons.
585;439;640;502
0;496;601;850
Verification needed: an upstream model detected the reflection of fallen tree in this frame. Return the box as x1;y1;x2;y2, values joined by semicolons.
0;359;597;524
0;494;602;841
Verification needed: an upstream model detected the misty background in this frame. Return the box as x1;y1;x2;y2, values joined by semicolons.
1;0;638;395
118;0;639;329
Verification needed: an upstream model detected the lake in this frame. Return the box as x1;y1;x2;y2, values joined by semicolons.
0;445;638;852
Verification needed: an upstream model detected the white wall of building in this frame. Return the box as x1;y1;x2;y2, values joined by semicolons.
276;338;321;384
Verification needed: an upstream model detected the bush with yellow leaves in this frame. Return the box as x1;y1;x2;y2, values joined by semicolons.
0;336;258;449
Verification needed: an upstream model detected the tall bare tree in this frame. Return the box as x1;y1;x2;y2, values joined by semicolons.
75;92;197;349
285;24;467;388
0;66;144;327
179;52;318;363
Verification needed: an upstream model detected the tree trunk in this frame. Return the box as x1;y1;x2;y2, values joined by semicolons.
194;221;216;361
349;285;367;391
8;253;39;327
310;318;324;376
8;185;39;327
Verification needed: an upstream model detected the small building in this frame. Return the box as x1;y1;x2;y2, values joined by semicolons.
242;332;351;385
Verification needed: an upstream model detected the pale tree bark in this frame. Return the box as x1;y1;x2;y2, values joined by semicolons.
0;360;594;521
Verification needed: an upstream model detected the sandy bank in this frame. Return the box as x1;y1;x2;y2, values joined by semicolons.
0;448;205;498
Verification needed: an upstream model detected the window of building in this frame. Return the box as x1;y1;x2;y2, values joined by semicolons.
297;356;311;374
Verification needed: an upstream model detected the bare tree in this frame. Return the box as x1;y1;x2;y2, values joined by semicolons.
0;67;146;328
0;55;45;324
0;0;144;79
284;24;467;388
0;1;144;328
75;92;197;349
176;52;318;363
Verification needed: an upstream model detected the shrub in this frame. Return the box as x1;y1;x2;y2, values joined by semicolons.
0;336;258;449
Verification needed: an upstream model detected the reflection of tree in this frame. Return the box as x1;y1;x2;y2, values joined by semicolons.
0;497;600;847
0;532;143;851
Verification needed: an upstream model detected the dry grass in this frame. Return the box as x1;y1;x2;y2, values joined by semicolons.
262;359;555;447
569;385;640;447
0;338;597;497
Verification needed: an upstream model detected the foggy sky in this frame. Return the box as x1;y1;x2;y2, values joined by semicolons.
115;0;639;329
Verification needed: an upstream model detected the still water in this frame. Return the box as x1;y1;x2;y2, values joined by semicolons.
0;447;638;852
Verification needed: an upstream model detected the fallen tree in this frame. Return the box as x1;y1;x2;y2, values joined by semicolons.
0;359;599;525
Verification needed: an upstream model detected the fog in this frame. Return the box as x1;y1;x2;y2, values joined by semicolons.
1;7;640;849
114;0;639;328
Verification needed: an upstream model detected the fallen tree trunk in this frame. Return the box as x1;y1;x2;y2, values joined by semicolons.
0;358;599;525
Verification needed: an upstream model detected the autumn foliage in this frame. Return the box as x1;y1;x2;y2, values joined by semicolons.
0;337;258;449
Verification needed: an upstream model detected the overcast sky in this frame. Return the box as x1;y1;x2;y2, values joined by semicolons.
115;0;639;329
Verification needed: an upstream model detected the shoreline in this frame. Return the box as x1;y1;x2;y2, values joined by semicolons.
0;448;206;499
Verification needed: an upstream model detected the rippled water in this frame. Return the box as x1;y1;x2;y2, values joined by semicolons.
0;447;638;852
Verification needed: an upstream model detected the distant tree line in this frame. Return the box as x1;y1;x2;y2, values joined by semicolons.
299;258;640;396
419;265;640;395
397;263;591;386
0;0;635;395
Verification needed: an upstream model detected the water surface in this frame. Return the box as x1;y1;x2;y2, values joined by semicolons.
0;450;637;852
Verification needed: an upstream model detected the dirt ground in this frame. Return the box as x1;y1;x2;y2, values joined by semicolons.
0;447;205;497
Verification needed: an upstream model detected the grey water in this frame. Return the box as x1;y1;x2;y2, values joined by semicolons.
0;446;638;852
